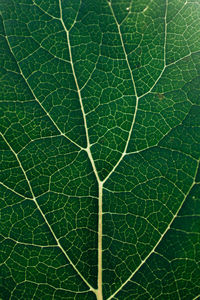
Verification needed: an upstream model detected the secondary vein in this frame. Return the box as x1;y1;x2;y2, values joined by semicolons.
4;33;84;152
0;132;95;293
103;2;139;183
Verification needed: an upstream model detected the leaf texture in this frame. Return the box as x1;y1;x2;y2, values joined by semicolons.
0;0;200;299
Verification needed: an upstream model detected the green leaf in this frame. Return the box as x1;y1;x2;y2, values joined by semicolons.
0;0;200;299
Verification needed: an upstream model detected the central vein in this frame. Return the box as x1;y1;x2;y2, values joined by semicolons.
97;181;103;300
58;0;103;298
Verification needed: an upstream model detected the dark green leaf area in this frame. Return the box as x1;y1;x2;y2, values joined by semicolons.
183;76;200;106
154;52;200;94
0;136;32;198
24;53;87;147
2;1;87;147
102;147;197;297
0;185;55;246
0;17;19;74
0;239;90;300
167;1;200;64
127;51;200;154
37;192;98;288
0;47;33;102
128;61;200;154
196;166;200;184
127;90;191;153
1;13;87;149
105;147;196;194
120;0;166;96
34;0;60;19
0;102;59;154
159;105;200;160
2;1;69;62
17;137;97;197
114;182;200;300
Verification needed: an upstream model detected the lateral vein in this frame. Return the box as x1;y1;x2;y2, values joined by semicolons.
0;132;95;293
4;32;84;151
103;2;139;183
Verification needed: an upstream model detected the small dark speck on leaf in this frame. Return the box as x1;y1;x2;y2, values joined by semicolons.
157;93;164;100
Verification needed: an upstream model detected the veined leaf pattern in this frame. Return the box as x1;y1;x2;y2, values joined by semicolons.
0;0;200;299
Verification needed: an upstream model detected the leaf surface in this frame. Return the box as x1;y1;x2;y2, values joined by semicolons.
0;0;200;299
